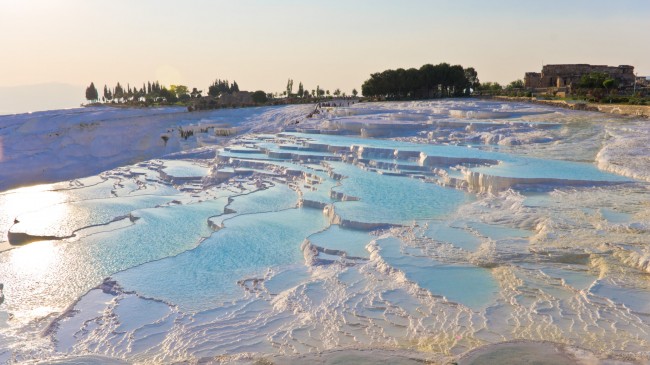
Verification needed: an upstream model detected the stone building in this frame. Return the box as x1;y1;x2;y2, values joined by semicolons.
524;64;635;89
636;76;650;88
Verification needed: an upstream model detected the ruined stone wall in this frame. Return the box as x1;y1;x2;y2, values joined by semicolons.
524;72;542;88
526;64;636;88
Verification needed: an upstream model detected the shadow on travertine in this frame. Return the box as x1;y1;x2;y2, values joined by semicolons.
268;349;432;365
457;341;636;365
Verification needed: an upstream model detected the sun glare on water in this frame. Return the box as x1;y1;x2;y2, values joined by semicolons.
8;240;59;278
1;239;65;322
1;186;70;286
2;185;69;235
3;185;68;215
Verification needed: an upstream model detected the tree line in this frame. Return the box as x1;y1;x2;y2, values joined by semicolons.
282;78;358;99
476;79;525;95
208;79;239;96
85;73;366;113
85;79;243;105
85;77;358;104
361;63;479;99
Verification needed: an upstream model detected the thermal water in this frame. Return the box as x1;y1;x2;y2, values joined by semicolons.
1;100;649;364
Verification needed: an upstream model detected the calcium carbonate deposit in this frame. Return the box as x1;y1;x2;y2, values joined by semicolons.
1;100;649;364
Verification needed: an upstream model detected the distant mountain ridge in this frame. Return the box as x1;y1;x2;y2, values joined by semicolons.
0;83;83;115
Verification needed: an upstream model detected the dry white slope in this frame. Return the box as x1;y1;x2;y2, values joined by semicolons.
0;104;313;191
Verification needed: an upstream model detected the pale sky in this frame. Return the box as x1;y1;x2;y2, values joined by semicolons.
1;0;649;97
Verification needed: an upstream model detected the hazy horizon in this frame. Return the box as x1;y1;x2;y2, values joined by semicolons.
0;83;84;115
1;0;649;113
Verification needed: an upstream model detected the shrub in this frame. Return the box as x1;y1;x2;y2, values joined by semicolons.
252;90;268;104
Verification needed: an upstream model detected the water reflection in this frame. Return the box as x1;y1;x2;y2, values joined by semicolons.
2;240;63;321
0;186;68;243
9;240;58;277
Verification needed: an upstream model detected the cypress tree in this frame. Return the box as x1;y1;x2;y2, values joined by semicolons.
286;79;293;97
114;82;124;101
85;82;99;102
298;82;304;98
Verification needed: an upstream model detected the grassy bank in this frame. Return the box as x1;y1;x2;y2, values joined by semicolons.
486;96;650;118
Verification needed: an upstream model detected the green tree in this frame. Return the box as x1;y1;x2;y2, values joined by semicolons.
579;72;609;89
333;88;341;97
103;84;112;101
208;79;238;96
478;82;503;93
85;82;99;102
603;78;618;103
159;87;177;103
297;82;304;98
362;62;476;99
208;81;220;97
352;88;358;97
252;90;268;104
114;82;124;101
506;79;524;90
170;85;189;99
603;78;618;90
286;79;293;97
190;88;202;98
464;67;480;95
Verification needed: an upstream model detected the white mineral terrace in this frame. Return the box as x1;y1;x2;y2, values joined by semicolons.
0;100;649;364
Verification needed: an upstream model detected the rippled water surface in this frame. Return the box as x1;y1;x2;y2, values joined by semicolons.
1;100;649;364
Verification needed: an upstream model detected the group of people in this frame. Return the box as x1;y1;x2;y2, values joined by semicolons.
317;100;355;108
305;99;357;119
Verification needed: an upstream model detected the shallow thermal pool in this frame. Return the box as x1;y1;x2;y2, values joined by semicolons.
1;100;649;364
